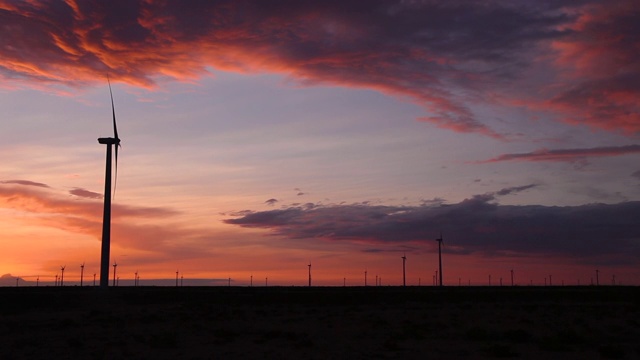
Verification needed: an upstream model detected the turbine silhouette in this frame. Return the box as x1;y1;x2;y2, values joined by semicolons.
112;261;118;286
98;76;121;288
80;262;85;287
401;253;407;287
436;233;443;286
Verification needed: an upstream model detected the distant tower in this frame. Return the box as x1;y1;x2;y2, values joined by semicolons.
176;270;179;287
435;233;444;287
80;263;85;287
60;266;66;286
112;262;118;286
510;269;514;286
401;253;407;287
308;262;312;287
364;270;367;286
595;269;600;286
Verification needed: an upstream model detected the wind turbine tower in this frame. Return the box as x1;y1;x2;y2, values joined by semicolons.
436;233;444;286
80;263;85;287
60;266;66;286
112;262;118;286
98;78;121;288
308;262;312;287
401;253;407;287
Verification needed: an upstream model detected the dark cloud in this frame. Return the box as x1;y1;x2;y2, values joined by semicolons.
0;179;49;188
224;188;640;265
476;144;640;163
69;187;103;199
2;0;635;136
265;198;278;206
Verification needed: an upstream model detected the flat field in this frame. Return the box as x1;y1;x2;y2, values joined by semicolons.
1;286;638;359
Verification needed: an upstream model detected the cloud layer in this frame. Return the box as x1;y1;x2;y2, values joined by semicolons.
477;144;640;163
1;0;637;136
0;180;211;259
225;186;640;265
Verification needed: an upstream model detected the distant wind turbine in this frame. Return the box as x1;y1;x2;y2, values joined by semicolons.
60;265;66;286
98;77;122;288
364;270;367;287
80;262;85;287
112;261;118;286
308;262;312;287
436;233;444;287
401;253;407;287
595;269;600;286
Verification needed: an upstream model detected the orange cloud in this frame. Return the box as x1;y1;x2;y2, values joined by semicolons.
0;181;210;258
1;0;637;137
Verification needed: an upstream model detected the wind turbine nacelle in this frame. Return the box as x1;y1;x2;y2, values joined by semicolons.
98;137;120;145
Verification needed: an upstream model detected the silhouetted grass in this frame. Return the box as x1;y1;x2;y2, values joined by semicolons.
1;286;639;359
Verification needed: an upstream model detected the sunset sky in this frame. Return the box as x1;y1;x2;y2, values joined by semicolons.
1;0;639;286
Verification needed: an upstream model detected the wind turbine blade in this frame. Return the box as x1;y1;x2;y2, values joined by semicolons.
107;76;120;197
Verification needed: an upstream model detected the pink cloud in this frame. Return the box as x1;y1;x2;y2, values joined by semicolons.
0;181;208;256
476;144;640;163
0;1;637;136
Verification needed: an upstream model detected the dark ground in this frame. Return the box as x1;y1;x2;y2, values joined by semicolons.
1;286;639;359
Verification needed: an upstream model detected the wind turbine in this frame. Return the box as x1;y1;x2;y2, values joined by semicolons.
435;233;443;287
80;262;85;287
308;262;312;287
60;265;66;286
401;253;407;287
98;77;122;288
112;261;118;286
